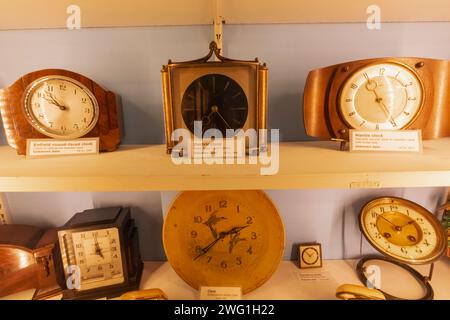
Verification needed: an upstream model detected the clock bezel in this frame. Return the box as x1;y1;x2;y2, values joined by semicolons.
337;61;425;132
359;196;447;265
23;75;100;140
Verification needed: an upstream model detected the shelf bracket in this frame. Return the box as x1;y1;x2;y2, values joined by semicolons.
213;0;224;61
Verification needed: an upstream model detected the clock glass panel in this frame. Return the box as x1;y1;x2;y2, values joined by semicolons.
360;197;446;264
59;227;124;291
339;63;423;131
181;74;248;137
163;191;284;294
24;76;99;139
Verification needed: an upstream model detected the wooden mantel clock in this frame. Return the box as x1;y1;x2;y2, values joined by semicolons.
0;225;63;299
303;57;450;142
0;69;121;155
57;207;143;300
161;41;268;154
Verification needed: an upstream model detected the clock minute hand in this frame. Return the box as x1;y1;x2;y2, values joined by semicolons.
44;92;67;111
214;109;232;129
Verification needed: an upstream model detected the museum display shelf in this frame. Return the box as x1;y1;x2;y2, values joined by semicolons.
0;139;450;192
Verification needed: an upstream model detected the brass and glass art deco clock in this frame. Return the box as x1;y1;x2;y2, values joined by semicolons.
163;190;285;294
303;58;450;141
161;42;268;154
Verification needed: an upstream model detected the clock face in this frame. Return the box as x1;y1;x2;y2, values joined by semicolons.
360;197;446;264
58;227;124;291
181;74;248;137
339;63;423;131
163;190;284;294
24;76;99;139
302;247;319;265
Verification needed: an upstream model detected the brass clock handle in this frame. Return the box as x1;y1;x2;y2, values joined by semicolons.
336;284;386;300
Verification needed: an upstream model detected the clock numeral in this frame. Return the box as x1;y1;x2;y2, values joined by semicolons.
359;121;366;127
379;207;385;213
390;119;397;127
113;254;118;259
236;205;240;213
247;246;253;255
406;209;410;216
348;111;355;117
415;247;423;254
111;247;117;252
401;247;408;254
207;256;212;263
219;200;227;208
390;205;398;211
236;257;242;265
81;98;87;104
37;92;43;98
375;124;380;130
205;205;212;213
48;121;54;128
346;99;353;103
61;126;67;131
395;71;401;79
190;230;198;238
60;84;67;91
416;217;424;223
33;102;40;108
82;117;87;124
74;89;77;95
194;216;202;223
79;259;85;264
73;124;79;130
371;212;378;219
246;216;253;224
78;252;84;257
76;244;82;249
80;233;86;238
220;261;227;269
404;111;411;116
424;239;430;246
369;222;376;228
380;68;385;76
109;264;114;269
351;83;358;90
47;85;54;92
84;108;91;114
404;82;413;88
251;232;257;240
408;97;417;101
363;73;370;81
111;239;116;244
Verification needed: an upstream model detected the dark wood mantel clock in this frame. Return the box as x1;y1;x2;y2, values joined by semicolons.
57;207;143;300
0;69;121;155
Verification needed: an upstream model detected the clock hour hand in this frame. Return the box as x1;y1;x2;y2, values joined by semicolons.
93;234;104;259
44;92;68;111
365;81;392;119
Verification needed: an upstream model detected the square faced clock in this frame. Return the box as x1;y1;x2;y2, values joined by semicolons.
57;207;143;300
298;243;322;269
0;69;121;155
161;41;268;154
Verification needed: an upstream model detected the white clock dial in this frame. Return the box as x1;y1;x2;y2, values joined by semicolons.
339;63;423;131
24;76;99;139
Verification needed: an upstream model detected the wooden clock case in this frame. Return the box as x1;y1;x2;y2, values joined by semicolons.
0;225;63;299
304;57;450;141
58;207;143;300
0;69;121;155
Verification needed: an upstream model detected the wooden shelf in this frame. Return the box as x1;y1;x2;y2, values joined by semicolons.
3;259;450;300
1;139;450;192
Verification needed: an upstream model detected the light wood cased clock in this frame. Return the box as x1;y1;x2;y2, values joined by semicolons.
161;42;268;154
298;243;322;269
57;207;143;300
163;190;285;294
303;58;450;142
0;69;121;155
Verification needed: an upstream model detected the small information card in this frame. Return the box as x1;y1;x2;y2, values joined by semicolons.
349;130;422;153
200;286;242;300
26;138;99;158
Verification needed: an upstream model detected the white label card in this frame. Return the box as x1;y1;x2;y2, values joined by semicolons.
349;130;422;153
26;138;100;158
200;286;242;300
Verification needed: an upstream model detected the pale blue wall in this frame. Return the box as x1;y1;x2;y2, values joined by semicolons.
1;23;449;260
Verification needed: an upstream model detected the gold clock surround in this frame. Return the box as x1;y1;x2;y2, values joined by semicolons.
161;42;268;154
304;57;450;141
162;190;285;294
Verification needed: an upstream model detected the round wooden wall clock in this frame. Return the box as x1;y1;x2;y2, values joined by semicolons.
161;41;268;154
303;58;450;141
0;69;121;155
163;190;285;294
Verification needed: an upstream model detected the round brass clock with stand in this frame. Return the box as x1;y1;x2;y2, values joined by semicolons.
163;190;285;294
357;197;447;300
